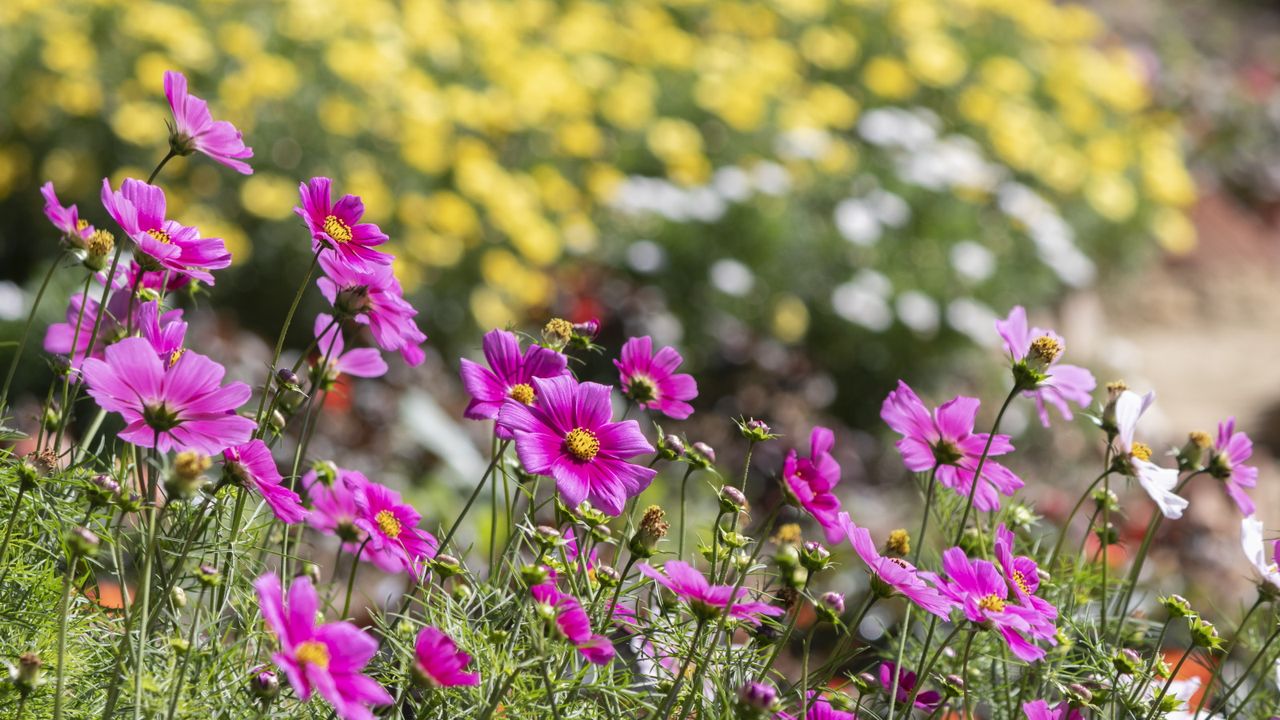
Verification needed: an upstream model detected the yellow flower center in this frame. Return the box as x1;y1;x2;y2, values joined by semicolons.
1011;570;1030;595
1131;442;1153;462
886;529;911;557
1029;335;1063;365
146;228;171;244
76;219;91;232
509;383;535;405
295;640;330;669
88;229;114;255
375;509;402;539
564;427;600;461
168;348;186;368
1188;431;1212;449
979;594;1006;612
323;215;353;243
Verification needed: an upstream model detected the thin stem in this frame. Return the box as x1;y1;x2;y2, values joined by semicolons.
342;538;371;619
147;150;178;184
888;605;914;720
438;441;510;553
1144;646;1195;720
1047;470;1110;570
904;620;959;712
0;251;66;414
0;485;29;584
1101;474;1110;631
252;249;323;437
1214;624;1280;717
953;386;1019;549
651;617;708;720
53;549;77;720
677;465;695;561
1192;595;1264;719
960;631;977;720
913;468;938;565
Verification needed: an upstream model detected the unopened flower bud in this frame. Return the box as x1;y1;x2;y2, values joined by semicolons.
433;554;463;578
118;491;143;513
542;318;574;350
250;668;279;701
816;591;844;624
15;460;41;492
737;681;779;714
783;565;808;590
1178;431;1212;470
800;541;830;571
68;526;99;558
657;433;686;460
1066;683;1093;705
520;564;550;587
719;528;748;549
1160;594;1193;618
689;442;716;468
1094;522;1117;546
589;524;612;543
276;367;301;389
719;485;748;515
533;525;563;548
1112;649;1141;675
87;474;121;506
170;586;187;609
733;551;751;572
170;637;190;655
596;565;620;588
738;418;775;443
42;405;60;434
570;318;600;346
1091;487;1119;511
12;653;43;695
774;544;801;571
1189;616;1224;652
197;564;222;587
942;674;965;697
1101;380;1128;435
628;506;668;559
852;672;877;693
451;583;473;602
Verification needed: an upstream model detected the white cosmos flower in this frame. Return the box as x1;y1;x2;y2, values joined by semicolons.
1242;516;1280;591
1114;390;1188;520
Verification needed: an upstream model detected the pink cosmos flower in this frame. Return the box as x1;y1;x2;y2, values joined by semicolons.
496;376;656;516
879;663;941;711
928;547;1055;662
105;259;192;294
222;440;307;524
996;306;1096;427
529;583;615;665
314;313;387;383
296;178;391;271
613;336;698;419
799;692;859;720
352;481;438;577
839;513;953;619
303;467;366;541
1023;699;1084;720
254;573;392;720
164;70;253;174
637;560;785;626
993;524;1058;630
136;301;188;368
783;427;844;544
317;258;426;366
44;284;176;370
881;381;1023;512
1209;418;1258;515
41;182;93;241
100;178;231;284
81;337;255;455
412;627;480;687
460;328;570;438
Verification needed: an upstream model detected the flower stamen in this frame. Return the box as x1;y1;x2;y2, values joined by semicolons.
146;228;172;244
295;641;330;669
564;427;600;461
323;215;353;243
979;594;1006;612
509;383;535;405
375;509;402;539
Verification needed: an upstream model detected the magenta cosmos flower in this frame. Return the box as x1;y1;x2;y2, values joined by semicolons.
412;627;479;687
776;692;859;720
529;583;615;665
460;328;569;438
879;663;941;711
41;181;94;242
254;573;391;720
1023;700;1084;720
882;381;1023;512
993;524;1057;626
313;313;388;384
928;547;1055;662
318;258;426;366
614;336;698;419
136;300;188;367
303;466;365;540
222;440;307;524
44;284;178;369
1208;418;1259;515
296;177;391;271
637;560;785;626
996;306;1096;427
164;70;253;174
783;427;844;544
100;178;231;284
82;337;255;454
839;513;953;619
496;376;656;516
352;481;438;577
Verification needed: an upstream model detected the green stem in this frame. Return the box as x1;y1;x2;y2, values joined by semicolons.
1101;474;1110;632
913;468;938;565
1111;472;1200;641
953;386;1019;549
0;485;29;584
888;605;914;720
147;150;177;184
677;465;695;561
0;251;66;414
438;442;510;553
342;538;371;619
1046;470;1110;570
1213;624;1280;717
1192;596;1265;718
53;550;76;720
1144;646;1195;720
651;618;708;720
904;620;960;712
252;249;322;437
960;631;977;720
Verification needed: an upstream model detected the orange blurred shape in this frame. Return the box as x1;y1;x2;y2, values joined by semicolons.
85;576;131;610
1162;648;1213;706
1082;534;1129;568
